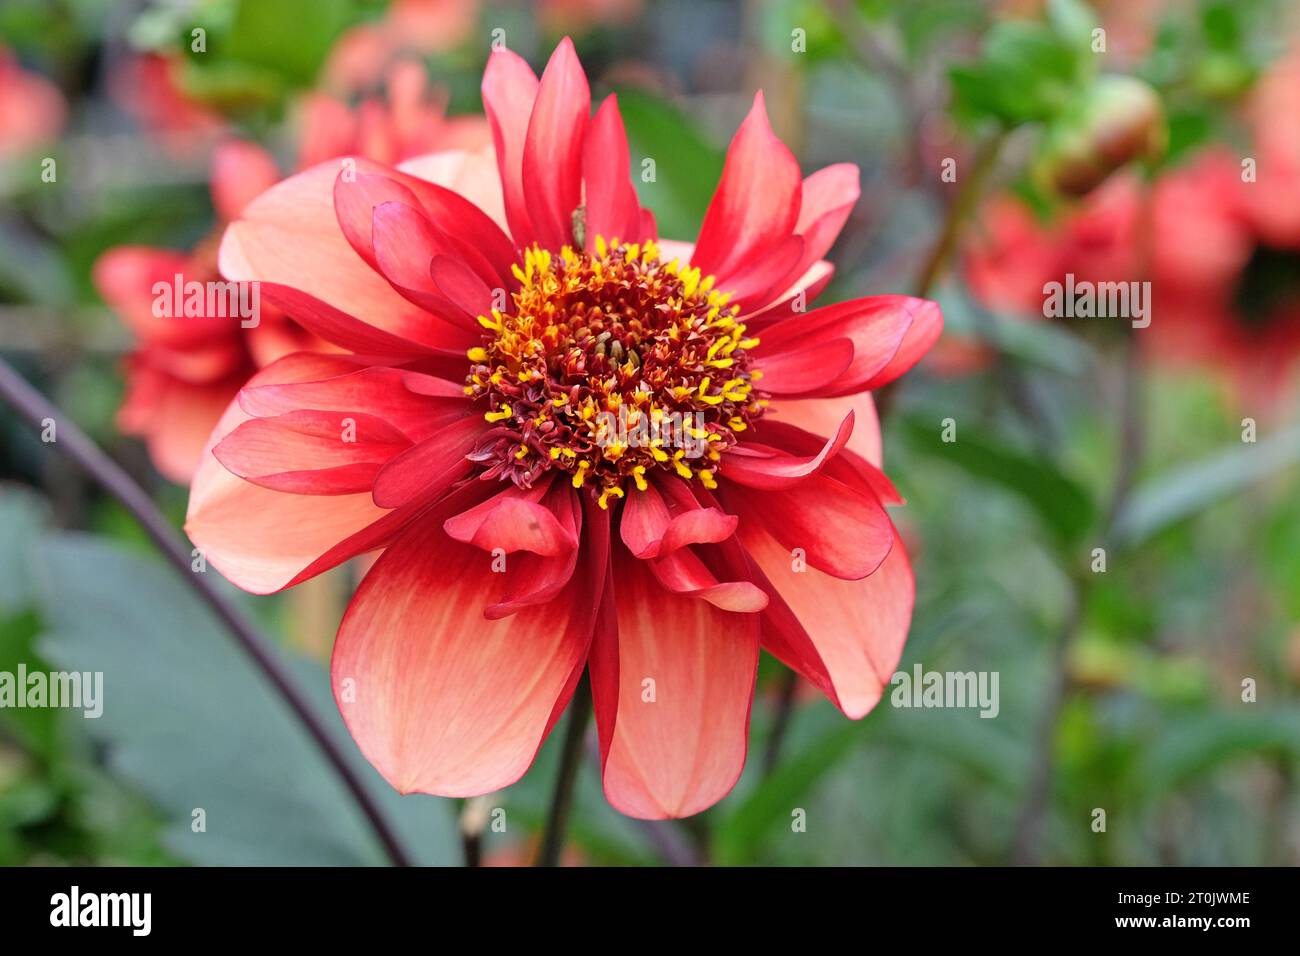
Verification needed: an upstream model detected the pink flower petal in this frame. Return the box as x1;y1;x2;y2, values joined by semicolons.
331;514;598;796
589;547;759;819
211;140;282;223
741;519;913;718
482;47;540;246
185;353;393;594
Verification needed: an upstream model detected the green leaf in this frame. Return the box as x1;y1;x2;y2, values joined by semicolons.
0;484;48;613
1140;709;1300;798
950;20;1085;125
900;415;1096;546
31;533;457;866
1112;426;1300;549
714;720;864;865
614;89;725;242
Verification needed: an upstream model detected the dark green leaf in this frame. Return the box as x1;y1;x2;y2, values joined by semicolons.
32;534;457;866
1112;426;1300;549
900;415;1096;546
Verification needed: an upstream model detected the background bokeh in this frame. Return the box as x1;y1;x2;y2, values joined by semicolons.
2;0;1299;866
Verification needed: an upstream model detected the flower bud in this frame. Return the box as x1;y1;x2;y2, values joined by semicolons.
1033;75;1166;198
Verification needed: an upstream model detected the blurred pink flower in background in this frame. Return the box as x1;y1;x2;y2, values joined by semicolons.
0;46;67;157
97;58;489;482
107;52;224;150
963;48;1300;407
325;0;480;92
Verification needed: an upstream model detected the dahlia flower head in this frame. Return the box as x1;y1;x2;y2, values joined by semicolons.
187;39;942;819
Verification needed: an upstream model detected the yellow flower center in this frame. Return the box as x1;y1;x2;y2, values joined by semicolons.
464;237;766;508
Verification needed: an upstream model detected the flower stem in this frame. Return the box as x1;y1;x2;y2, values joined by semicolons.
536;671;592;866
0;356;414;868
1010;334;1144;864
762;667;800;775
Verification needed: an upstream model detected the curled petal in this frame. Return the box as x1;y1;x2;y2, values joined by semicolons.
724;473;893;580
443;476;578;556
722;410;854;490
648;546;769;612
619;477;739;559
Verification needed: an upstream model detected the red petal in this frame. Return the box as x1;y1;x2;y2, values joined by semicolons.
619;477;739;559
238;366;471;443
370;200;479;329
691;92;801;284
219;158;462;347
648;546;769;612
214;409;410;495
523;37;590;251
724;473;893;580
581;95;644;247
443;476;578;556
482;46;540;246
768;392;883;466
485;483;587;619
752;336;854;394
370;415;486;508
333;170;420;269
778;163;860;287
721;409;853;489
859;297;944;393
257;281;462;358
755;295;936;397
185;353;394;594
429;255;494;320
746;413;901;504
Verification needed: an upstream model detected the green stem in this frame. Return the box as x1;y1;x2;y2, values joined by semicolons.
536;672;592;866
0;356;414;867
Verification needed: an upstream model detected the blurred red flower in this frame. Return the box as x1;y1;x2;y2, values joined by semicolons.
0;46;67;157
964;49;1300;407
187;39;941;818
97;62;488;482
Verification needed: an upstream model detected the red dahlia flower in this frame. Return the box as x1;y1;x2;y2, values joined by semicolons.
187;39;942;818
